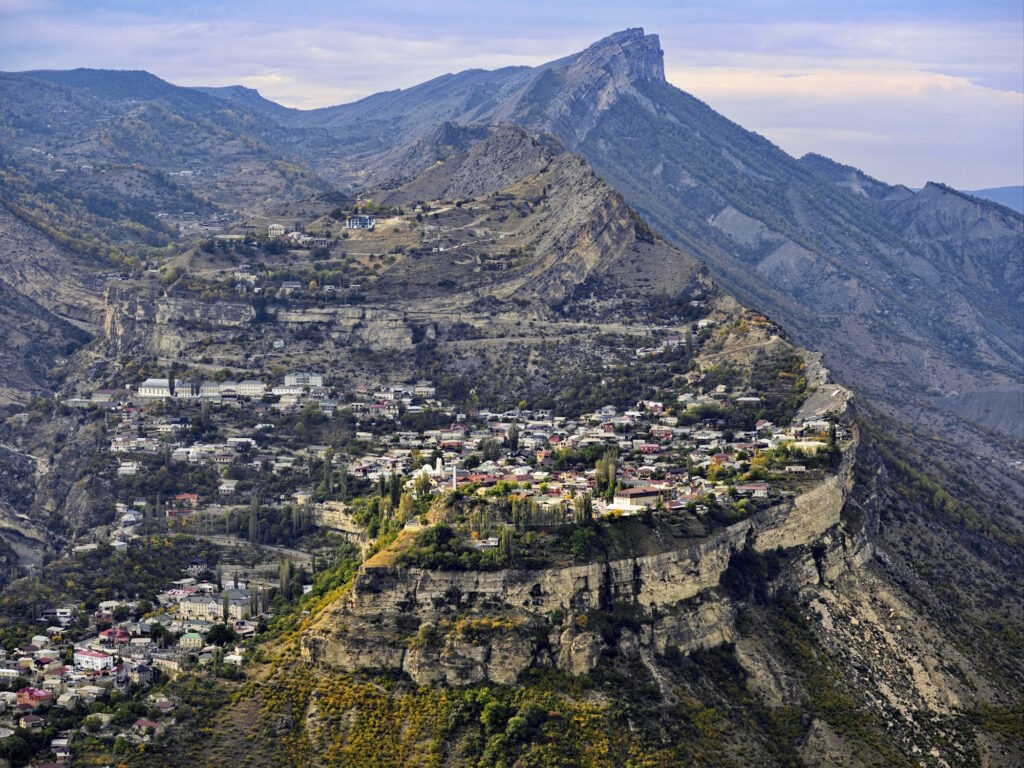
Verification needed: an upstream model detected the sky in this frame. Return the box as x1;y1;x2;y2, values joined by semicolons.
1;1;1022;190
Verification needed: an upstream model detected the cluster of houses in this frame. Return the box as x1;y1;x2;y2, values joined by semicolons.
345;392;840;521
98;374;447;516
88;363;841;547
0;560;270;763
265;222;332;245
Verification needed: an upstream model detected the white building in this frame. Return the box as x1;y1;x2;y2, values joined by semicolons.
236;380;267;398
74;649;115;672
267;223;285;237
284;372;323;388
344;216;375;230
136;378;177;399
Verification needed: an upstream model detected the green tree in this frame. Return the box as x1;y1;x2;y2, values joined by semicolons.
508;421;520;452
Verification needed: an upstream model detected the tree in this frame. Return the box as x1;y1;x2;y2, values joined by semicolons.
279;559;291;597
573;494;593;524
498;528;514;564
481;439;501;462
389;473;402;508
206;623;237;646
248;494;261;544
508;421;520;452
398;492;415;524
150;622;168;648
595;449;618;493
167;363;176;398
323;448;335;495
338;466;348;501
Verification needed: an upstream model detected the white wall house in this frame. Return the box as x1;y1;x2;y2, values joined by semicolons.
237;380;267;398
74;649;115;672
284;372;324;388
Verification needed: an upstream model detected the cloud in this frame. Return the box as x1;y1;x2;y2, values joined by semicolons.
0;4;1020;188
661;34;1023;189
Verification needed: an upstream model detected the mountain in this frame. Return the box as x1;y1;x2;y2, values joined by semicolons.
0;32;1022;767
101;28;1017;445
964;185;1024;214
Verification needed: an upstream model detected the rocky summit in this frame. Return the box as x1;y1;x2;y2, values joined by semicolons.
0;26;1020;768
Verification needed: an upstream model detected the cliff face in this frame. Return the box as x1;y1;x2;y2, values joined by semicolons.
103;288;423;359
103;287;256;356
302;426;866;685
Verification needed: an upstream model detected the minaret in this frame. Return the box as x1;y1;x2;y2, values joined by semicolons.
452;464;457;492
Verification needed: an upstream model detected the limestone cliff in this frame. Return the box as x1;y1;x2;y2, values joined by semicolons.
302;421;865;685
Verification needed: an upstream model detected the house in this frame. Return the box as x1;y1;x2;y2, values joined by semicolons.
174;493;199;509
91;389;121;404
284;372;324;388
19;713;44;729
136;378;175;399
735;482;770;498
237;380;267;398
267;223;285;237
134;717;161;735
611;487;662;511
16;687;53;709
56;691;81;709
130;664;154;685
74;649;115;672
118;462;139;477
344;215;375;230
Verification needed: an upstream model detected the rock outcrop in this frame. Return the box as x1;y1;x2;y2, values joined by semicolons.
302;422;866;685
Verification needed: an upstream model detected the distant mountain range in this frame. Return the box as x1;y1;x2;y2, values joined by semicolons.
963;186;1024;214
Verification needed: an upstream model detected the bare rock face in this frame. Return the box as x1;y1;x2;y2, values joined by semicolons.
498;28;666;150
104;286;256;356
275;306;415;350
557;629;605;676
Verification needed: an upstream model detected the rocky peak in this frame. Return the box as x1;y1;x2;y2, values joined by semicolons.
567;28;665;85
498;29;666;149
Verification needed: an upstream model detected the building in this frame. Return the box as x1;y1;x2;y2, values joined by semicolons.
344;216;375;230
136;378;178;399
74;649;115;672
179;632;204;652
284;372;324;388
611;487;662;511
237;380;267;398
16;687;54;709
179;593;248;622
267;223;285;237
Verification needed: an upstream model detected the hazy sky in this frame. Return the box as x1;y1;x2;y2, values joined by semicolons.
1;1;1022;190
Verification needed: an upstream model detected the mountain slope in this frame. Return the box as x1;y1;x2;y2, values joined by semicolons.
238;29;1022;441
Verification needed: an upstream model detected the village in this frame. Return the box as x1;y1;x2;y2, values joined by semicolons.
64;342;846;562
0;559;262;766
